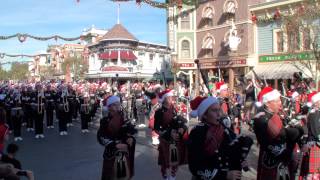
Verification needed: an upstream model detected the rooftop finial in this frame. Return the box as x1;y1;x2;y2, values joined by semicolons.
117;3;120;24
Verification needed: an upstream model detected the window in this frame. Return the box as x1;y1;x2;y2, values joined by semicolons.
303;28;311;50
138;52;145;56
159;55;165;61
181;40;190;58
149;54;154;61
276;31;284;52
181;11;190;30
203;49;213;58
287;30;300;51
223;0;237;24
203;7;214;27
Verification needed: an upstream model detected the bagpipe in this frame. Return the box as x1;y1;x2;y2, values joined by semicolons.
168;110;189;166
119;105;138;137
217;116;253;172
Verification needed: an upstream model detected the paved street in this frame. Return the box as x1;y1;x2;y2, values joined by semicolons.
7;118;192;180
6;115;259;180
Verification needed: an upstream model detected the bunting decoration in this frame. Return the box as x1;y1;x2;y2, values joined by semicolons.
0;33;83;43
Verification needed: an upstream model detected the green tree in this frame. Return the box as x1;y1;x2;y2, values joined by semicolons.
281;0;320;89
0;66;8;80
8;62;29;81
61;55;88;81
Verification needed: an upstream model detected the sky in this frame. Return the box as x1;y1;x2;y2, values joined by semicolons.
0;0;167;69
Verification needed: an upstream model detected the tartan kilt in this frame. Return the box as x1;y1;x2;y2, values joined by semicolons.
158;138;187;167
257;150;278;180
308;145;320;173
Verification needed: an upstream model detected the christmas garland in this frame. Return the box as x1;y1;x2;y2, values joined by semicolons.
0;33;83;43
251;0;320;23
0;52;49;59
0;60;32;65
108;0;198;9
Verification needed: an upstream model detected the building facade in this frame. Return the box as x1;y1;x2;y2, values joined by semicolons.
167;4;197;88
248;0;316;89
195;0;265;90
85;23;171;83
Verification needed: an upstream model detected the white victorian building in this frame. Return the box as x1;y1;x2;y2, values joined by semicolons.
84;23;172;82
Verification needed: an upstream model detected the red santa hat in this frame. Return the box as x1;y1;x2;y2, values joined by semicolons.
158;89;174;103
256;87;281;107
190;96;219;119
291;91;299;100
307;91;320;107
154;84;162;90
132;83;139;89
105;95;120;107
215;81;228;92
120;85;126;93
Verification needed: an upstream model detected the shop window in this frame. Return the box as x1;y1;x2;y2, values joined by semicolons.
181;40;190;58
287;29;300;51
274;30;284;53
303;28;311;50
181;11;190;30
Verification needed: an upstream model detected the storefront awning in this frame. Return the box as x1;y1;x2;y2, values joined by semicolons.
202;37;214;49
245;63;312;80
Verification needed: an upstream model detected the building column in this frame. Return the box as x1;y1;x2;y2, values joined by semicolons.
189;70;193;96
195;69;200;96
274;79;279;90
117;50;121;66
228;68;234;91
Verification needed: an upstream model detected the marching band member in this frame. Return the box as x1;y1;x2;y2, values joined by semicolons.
253;87;304;180
154;89;188;180
97;95;136;180
31;84;45;139
188;96;253;180
299;92;320;179
23;86;34;132
56;85;69;136
44;84;55;129
79;92;90;133
11;89;23;141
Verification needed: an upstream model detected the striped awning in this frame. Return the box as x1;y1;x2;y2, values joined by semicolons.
120;51;137;61
99;51;118;60
202;7;213;19
224;1;236;14
245;63;313;80
202;37;214;49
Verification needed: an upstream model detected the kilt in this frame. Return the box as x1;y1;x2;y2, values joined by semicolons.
257;150;279;180
308;145;320;173
158;138;187;168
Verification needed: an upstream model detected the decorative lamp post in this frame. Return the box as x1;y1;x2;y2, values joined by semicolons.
194;59;200;96
171;53;178;90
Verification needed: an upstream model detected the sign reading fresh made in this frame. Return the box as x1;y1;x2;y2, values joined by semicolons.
259;52;315;62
